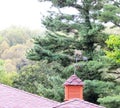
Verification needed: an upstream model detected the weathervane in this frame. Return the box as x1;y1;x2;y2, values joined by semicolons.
74;49;88;75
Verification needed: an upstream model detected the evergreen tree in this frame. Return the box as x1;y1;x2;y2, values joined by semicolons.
25;0;120;105
13;61;65;102
27;0;107;61
99;0;120;28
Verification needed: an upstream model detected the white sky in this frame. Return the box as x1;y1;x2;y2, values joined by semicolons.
0;0;51;30
0;0;79;31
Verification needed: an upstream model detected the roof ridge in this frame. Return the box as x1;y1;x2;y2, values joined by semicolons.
0;83;59;104
79;99;105;108
53;98;105;108
53;98;77;108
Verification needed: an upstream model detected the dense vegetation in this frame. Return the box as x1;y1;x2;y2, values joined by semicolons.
0;1;120;108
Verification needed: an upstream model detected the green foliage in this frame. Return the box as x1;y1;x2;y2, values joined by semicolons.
0;26;38;46
0;26;39;71
27;32;109;81
36;76;64;101
80;60;104;80
84;80;114;103
105;35;120;63
0;71;17;86
27;31;81;66
62;58;107;80
13;60;65;102
27;0;110;86
99;1;120;27
98;85;120;108
84;80;120;105
0;59;17;86
28;0;110;66
0;35;3;43
25;0;120;107
98;95;120;108
39;0;106;57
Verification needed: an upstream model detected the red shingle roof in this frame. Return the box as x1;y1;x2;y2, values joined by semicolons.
53;98;105;108
0;83;59;108
64;74;84;86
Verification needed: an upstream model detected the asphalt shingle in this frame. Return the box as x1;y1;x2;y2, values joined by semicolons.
0;84;59;108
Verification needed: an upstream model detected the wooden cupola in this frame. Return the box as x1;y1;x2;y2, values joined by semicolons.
64;74;84;101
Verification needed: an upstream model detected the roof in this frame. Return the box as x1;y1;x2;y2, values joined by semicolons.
0;83;60;108
53;98;105;108
64;74;84;86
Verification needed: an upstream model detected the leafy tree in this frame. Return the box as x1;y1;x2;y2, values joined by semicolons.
13;60;65;102
0;26;41;71
0;59;17;86
0;40;10;57
36;75;64;101
1;44;27;59
4;59;17;72
105;35;120;63
103;35;120;82
0;44;31;71
0;26;39;46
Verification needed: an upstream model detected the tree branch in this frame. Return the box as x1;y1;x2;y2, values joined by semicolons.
108;71;120;75
70;4;83;10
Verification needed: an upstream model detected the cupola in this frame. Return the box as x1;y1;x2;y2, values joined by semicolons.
64;74;84;101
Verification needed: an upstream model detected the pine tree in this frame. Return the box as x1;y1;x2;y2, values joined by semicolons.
25;0;120;104
27;0;107;62
99;0;120;28
41;0;106;56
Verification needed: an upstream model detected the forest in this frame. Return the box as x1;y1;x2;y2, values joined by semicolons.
0;0;120;108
